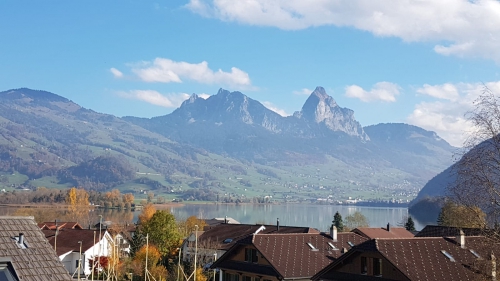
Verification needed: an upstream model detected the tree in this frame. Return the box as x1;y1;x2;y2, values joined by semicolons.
344;211;369;231
178;216;208;237
130;245;167;281
138;203;156;225
404;216;416;231
437;201;486;228
66;187;89;220
449;87;500;226
140;210;181;258
332;211;344;232
123;193;134;204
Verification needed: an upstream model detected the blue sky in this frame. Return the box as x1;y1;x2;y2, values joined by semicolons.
1;0;500;146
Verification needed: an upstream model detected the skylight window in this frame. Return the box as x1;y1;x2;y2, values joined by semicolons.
0;262;19;281
347;241;354;247
328;242;338;250
441;250;455;262
223;238;233;244
307;242;318;251
469;249;481;259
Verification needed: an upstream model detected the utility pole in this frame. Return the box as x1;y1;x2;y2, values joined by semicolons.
194;225;198;281
78;241;82;281
98;215;102;278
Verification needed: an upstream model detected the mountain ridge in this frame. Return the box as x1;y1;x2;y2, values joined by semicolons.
0;87;456;204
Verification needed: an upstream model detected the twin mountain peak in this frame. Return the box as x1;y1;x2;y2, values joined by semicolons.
177;86;369;141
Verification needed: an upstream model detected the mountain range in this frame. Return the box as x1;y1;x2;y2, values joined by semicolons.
0;87;455;203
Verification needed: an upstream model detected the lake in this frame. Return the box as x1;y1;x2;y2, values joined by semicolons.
0;203;431;231
165;203;430;231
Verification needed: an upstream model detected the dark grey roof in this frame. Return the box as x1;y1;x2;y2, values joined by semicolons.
0;216;72;281
415;225;484;237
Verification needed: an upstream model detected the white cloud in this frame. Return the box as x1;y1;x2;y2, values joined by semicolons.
407;81;500;147
130;58;252;87
198;93;211;99
110;68;123;78
417;83;459;101
186;0;500;61
345;82;400;102
293;88;313;95
262;101;289;116
117;90;190;108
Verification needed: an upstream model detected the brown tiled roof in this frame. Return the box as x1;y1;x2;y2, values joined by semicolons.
254;233;368;278
352;227;414;239
199;223;319;250
415;225;484;237
213;232;367;279
315;236;500;281
42;229;104;256
0;216;72;281
38;221;83;230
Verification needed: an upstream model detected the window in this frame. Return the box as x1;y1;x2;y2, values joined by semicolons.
224;273;239;281
245;248;258;263
441;250;455;262
243;276;252;281
373;258;382;277
0;262;19;281
360;257;367;275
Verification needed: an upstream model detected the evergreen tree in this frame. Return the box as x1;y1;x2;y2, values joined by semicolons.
404;216;416;231
333;211;344;232
129;231;145;258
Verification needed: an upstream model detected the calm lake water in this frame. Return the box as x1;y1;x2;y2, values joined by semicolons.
166;204;430;231
0;204;431;231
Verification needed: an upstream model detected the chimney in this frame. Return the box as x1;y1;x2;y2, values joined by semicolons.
224;216;227;224
459;230;465;248
277;218;280;231
330;226;338;242
492;252;497;281
386;223;390;232
18;233;24;246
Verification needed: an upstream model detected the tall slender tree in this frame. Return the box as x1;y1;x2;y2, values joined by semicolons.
333;211;344;232
404;216;416;231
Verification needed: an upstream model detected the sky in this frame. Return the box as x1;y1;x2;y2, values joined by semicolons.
1;1;500;147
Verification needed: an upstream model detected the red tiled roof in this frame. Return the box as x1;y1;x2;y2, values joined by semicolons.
199;223;319;250
42;229;106;256
315;236;500;281
38;222;83;230
0;216;72;281
352;227;414;239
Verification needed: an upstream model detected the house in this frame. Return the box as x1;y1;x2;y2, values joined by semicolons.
211;228;368;281
42;228;115;278
182;221;319;264
38;221;83;230
351;224;414;239
312;233;500;281
0;216;72;281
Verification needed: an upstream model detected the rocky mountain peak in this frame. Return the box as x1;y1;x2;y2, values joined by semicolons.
296;87;369;141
